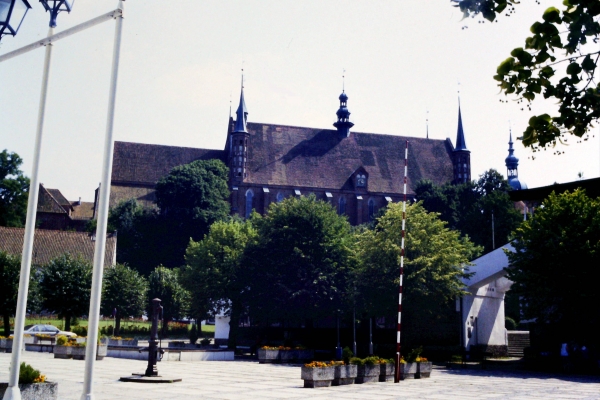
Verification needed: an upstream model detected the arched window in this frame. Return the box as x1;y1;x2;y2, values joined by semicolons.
245;189;254;219
368;198;375;221
276;192;284;203
338;196;346;215
356;174;366;188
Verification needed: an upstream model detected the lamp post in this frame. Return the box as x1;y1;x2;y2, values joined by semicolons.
0;0;31;40
3;2;73;400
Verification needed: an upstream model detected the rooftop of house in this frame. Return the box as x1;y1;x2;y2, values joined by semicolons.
0;226;116;267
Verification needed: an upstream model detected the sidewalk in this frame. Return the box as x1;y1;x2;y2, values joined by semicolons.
1;352;600;399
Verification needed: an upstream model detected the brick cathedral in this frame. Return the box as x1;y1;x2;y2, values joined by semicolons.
109;83;471;225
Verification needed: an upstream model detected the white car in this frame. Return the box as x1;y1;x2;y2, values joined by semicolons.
23;324;77;338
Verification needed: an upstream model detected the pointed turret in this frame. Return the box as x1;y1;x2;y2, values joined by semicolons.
233;79;248;133
333;91;354;137
229;76;250;182
505;129;527;190
452;101;471;184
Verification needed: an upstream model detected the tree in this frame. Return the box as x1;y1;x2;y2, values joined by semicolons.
40;253;92;331
0;150;29;227
242;195;354;324
0;251;20;336
147;266;189;337
354;202;481;346
154;159;230;268
183;217;258;348
506;189;600;343
453;0;600;151
415;169;522;253
101;264;148;336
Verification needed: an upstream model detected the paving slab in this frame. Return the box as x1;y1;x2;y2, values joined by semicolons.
2;352;600;399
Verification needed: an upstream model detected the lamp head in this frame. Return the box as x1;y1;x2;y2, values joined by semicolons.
0;0;32;40
39;0;73;27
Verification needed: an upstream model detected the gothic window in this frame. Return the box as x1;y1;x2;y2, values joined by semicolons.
356;174;366;188
368;199;375;221
276;192;284;203
245;189;254;219
338;196;346;215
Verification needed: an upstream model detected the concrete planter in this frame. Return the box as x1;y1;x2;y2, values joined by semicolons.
108;338;138;347
398;362;418;379
417;362;432;378
53;345;72;359
379;363;395;382
300;366;334;388
54;344;107;360
0;382;58;400
0;339;13;353
333;364;356;386
355;364;380;384
257;349;279;363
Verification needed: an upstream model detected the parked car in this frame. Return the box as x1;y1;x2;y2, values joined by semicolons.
23;324;77;337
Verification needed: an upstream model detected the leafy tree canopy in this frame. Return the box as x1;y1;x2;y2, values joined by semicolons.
506;189;600;341
183;217;258;347
101;263;148;336
0;251;20;336
0;150;29;227
40;253;92;331
242;195;354;323
355;202;480;320
453;0;600;151
415;169;522;253
147;265;189;336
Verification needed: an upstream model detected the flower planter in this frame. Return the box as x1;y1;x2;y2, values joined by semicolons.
301;366;334;388
379;363;395;382
257;349;279;363
417;362;432;378
333;364;356;386
398;362;419;379
355;364;380;384
53;345;72;359
0;382;58;400
108;338;138;347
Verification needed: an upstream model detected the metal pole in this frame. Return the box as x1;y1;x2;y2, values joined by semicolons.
394;140;409;383
368;318;373;355
352;308;357;356
80;2;123;399
3;26;54;400
491;211;495;250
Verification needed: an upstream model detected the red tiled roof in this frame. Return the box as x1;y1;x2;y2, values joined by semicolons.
0;227;116;267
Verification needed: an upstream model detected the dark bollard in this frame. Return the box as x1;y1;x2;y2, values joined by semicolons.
145;298;163;377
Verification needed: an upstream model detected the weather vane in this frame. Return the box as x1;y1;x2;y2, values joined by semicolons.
342;68;346;92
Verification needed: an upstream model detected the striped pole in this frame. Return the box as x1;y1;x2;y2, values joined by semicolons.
395;141;409;383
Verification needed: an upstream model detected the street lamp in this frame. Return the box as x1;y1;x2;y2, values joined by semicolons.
40;0;73;27
0;0;31;40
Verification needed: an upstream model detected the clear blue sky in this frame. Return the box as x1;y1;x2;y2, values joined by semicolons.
1;0;598;201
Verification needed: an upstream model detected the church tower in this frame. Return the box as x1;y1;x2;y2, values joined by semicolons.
505;130;527;190
230;78;249;182
452;103;471;184
333;91;354;137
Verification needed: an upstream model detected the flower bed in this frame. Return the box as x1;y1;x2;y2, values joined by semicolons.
0;362;57;400
301;361;337;388
350;357;392;384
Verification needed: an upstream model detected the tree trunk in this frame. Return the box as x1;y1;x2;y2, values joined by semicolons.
228;299;242;350
115;315;121;337
3;313;10;337
64;314;71;331
161;318;170;338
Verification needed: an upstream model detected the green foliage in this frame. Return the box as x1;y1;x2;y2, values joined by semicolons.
0;150;29;227
0;251;20;336
56;335;68;346
349;357;364;366
40;253;92;331
147;266;189;336
182;217;257;348
415;169;522;253
18;362;41;384
101;264;148;336
406;346;423;363
189;323;199;344
342;346;354;364
505;316;517;330
242;195;354;322
506;189;600;340
453;0;600;151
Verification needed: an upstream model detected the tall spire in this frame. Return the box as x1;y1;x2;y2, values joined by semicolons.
505;128;526;189
455;101;467;150
233;73;248;133
426;110;429;139
333;71;354;137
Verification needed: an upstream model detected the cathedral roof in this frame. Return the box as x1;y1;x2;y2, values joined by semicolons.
111;123;454;195
111;142;227;185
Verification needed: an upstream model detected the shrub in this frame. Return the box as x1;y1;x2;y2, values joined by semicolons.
406;346;423;363
56;335;68;346
349;357;364;366
19;362;45;384
505;317;517;330
71;325;87;336
342;346;354;364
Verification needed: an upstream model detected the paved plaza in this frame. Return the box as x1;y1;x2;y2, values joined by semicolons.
1;352;600;399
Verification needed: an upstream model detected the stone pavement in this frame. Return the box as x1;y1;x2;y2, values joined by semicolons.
1;352;600;399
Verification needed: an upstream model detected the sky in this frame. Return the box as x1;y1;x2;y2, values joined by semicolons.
1;0;599;202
